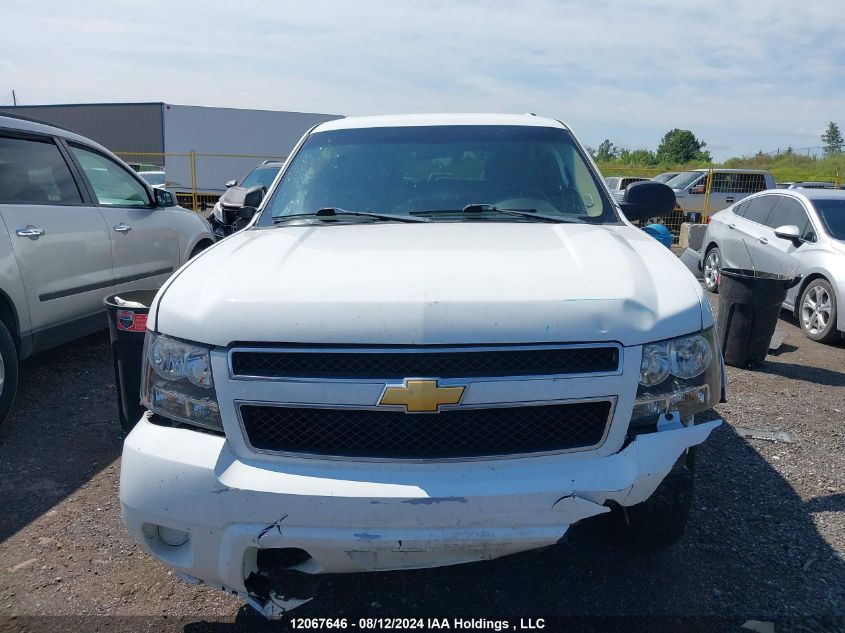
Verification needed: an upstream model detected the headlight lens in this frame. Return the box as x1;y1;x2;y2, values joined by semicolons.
640;343;671;386
669;334;713;379
639;332;713;386
141;333;222;431
632;328;720;425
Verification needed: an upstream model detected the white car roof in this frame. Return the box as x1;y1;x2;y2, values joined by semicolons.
799;189;845;201
314;113;568;132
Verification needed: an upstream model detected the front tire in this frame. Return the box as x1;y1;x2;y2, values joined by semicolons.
799;278;839;343
612;448;696;551
0;320;19;429
703;246;721;294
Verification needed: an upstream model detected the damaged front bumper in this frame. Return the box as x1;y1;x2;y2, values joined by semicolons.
120;415;720;615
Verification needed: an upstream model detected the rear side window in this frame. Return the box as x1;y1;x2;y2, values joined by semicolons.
743;195;779;224
0;135;82;204
712;172;767;193
69;144;150;207
732;200;750;217
767;197;816;241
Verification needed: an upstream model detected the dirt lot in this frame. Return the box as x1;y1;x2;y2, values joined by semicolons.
0;292;843;631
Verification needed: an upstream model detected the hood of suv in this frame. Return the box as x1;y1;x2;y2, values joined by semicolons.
153;222;708;347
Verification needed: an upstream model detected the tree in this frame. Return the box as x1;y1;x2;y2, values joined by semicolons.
595;139;618;162
617;148;657;165
655;129;711;164
821;121;843;156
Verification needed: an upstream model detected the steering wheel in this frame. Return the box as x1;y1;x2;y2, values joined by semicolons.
492;186;551;203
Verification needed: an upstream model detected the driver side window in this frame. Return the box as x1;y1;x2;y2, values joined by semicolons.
69;145;150;207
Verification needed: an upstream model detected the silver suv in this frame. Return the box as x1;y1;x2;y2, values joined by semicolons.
0;114;215;426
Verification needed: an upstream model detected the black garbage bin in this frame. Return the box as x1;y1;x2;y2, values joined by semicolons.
104;290;159;432
716;268;801;369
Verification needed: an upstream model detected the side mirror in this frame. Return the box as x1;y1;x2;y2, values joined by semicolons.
774;224;801;243
238;206;257;220
225;179;237;188
153;188;175;208
243;185;265;209
619;181;676;221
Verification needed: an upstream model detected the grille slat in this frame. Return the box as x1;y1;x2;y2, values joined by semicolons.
231;346;619;379
240;401;612;459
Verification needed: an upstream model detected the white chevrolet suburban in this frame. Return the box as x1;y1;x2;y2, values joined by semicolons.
120;114;725;617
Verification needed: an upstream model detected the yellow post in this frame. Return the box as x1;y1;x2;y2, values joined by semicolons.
189;150;198;212
835;173;841;189
702;168;714;222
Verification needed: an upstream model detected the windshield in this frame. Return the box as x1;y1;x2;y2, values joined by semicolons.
140;172;166;186
263;125;615;223
665;171;703;189
652;172;678;183
241;165;281;190
812;199;845;240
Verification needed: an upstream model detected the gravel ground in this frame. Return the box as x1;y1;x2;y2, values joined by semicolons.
0;292;843;632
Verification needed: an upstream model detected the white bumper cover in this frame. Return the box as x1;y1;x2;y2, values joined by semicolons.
120;416;720;598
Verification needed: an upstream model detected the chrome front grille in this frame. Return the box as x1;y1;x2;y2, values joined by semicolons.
227;343;622;459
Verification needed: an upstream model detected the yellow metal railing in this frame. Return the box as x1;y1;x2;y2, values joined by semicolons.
115;151;287;212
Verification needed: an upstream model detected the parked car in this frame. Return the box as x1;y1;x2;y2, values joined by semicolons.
126;161;160;173
787;181;835;190
120;113;724;617
210;160;283;236
605;175;650;202
667;169;776;217
138;170;168;189
652;171;680;184
0;113;215;426
700;189;845;342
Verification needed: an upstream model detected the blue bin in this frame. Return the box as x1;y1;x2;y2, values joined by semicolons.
642;223;674;248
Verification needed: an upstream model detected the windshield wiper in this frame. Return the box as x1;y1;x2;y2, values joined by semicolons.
274;208;430;224
411;204;586;224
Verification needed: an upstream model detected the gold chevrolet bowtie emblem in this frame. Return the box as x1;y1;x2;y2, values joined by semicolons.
379;379;465;413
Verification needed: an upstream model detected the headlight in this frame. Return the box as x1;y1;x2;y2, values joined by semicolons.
640;343;671;386
669;334;712;379
632;328;720;425
141;332;222;431
212;202;223;222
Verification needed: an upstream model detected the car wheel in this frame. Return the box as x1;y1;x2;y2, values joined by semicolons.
612;448;696;551
0;320;19;428
703;246;721;294
799;278;838;343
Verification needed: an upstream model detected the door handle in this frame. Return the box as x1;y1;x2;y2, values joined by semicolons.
16;226;45;238
728;223;736;230
113;224;132;233
726;197;735;203
758;236;768;245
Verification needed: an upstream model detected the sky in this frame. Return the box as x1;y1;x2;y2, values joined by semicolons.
2;0;844;161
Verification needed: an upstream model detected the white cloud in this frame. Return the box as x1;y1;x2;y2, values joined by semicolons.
2;0;844;159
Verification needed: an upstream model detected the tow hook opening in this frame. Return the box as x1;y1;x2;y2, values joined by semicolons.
244;547;325;616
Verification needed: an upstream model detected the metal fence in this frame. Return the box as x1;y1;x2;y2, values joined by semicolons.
115;151;287;212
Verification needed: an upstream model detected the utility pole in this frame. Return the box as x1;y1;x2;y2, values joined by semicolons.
11;90;16;106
